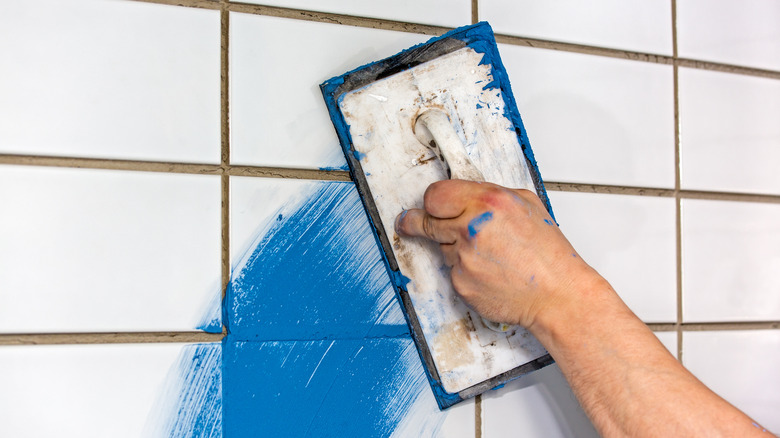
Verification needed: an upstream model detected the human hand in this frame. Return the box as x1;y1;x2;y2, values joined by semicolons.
394;179;602;330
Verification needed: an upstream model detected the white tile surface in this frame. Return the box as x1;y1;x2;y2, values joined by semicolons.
682;199;780;322
481;0;673;55
230;13;431;169
0;165;221;333
683;330;780;432
0;0;220;163
677;0;780;71
241;0;471;28
679;68;780;195
549;192;677;322
501;44;675;188
0;343;209;438
482;364;597;438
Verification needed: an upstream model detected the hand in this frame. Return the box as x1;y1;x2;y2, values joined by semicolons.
394;179;602;329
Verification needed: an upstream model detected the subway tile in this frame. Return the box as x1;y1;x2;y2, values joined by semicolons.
682;199;780;322
677;0;780;71
0;165;221;333
549;192;677;322
679;68;780;195
0;343;221;438
229;13;430;169
481;363;598;438
481;0;673;55
683;330;780;432
240;0;471;28
501;45;675;188
223;339;473;437
228;178;406;340
0;0;220;163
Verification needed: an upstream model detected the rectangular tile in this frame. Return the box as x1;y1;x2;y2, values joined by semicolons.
677;0;780;71
0;165;221;333
229;13;430;169
501;45;675;187
481;363;598;438
549;192;677;322
223;339;473;437
0;343;221;438
679;68;780;195
683;330;780;432
481;0;673;55
229;178;406;339
239;0;471;27
682;199;780;322
0;0;220;163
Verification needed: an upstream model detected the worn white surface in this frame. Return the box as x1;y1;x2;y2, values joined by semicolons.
340;47;547;394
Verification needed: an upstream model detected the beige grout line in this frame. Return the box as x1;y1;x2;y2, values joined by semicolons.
545;181;780;204
0;154;351;181
671;0;684;363
0;332;225;346
128;0;780;81
648;321;780;332
220;2;231;333
475;394;482;438
471;0;479;25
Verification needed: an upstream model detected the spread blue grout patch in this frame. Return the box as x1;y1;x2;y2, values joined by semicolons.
227;182;408;341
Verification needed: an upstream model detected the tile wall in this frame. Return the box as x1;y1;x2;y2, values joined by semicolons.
1;0;777;436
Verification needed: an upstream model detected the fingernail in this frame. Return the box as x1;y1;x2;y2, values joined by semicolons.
395;209;408;234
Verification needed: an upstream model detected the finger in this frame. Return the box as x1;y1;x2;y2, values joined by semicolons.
440;243;459;267
394;208;457;244
423;179;489;219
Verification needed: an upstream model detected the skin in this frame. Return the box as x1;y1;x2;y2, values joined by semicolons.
395;179;775;438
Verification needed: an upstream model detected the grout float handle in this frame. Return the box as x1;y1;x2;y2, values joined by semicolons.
414;109;512;333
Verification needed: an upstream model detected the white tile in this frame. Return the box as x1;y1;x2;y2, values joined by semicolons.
501;45;675;188
683;330;780;432
0;343;221;438
241;0;470;28
677;0;780;71
482;364;597;438
549;192;677;322
679;68;780;195
682;199;780;322
0;165;221;333
230;13;430;169
0;0;220;163
481;0;673;55
654;331;678;358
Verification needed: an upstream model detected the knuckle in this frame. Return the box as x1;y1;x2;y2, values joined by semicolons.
422;214;437;239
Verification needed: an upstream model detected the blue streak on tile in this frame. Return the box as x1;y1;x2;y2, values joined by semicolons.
223;338;443;437
196;288;223;333
227;182;408;340
467;211;494;238
147;343;222;438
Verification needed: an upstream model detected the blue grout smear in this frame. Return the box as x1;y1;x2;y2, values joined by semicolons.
222;181;448;436
147;343;222;438
227;182;408;341
468;211;494;238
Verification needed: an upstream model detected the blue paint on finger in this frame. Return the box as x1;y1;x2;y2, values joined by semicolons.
468;211;494;238
543;219;554;226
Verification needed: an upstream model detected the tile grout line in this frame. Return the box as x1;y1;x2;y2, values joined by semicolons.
0;154;351;181
671;0;684;363
126;0;780;81
4;321;776;346
220;1;231;335
0;332;225;346
4;153;780;202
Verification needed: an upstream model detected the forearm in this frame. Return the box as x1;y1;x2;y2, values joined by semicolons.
529;274;774;437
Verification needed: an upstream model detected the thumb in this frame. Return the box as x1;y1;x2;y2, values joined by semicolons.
395;208;456;244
